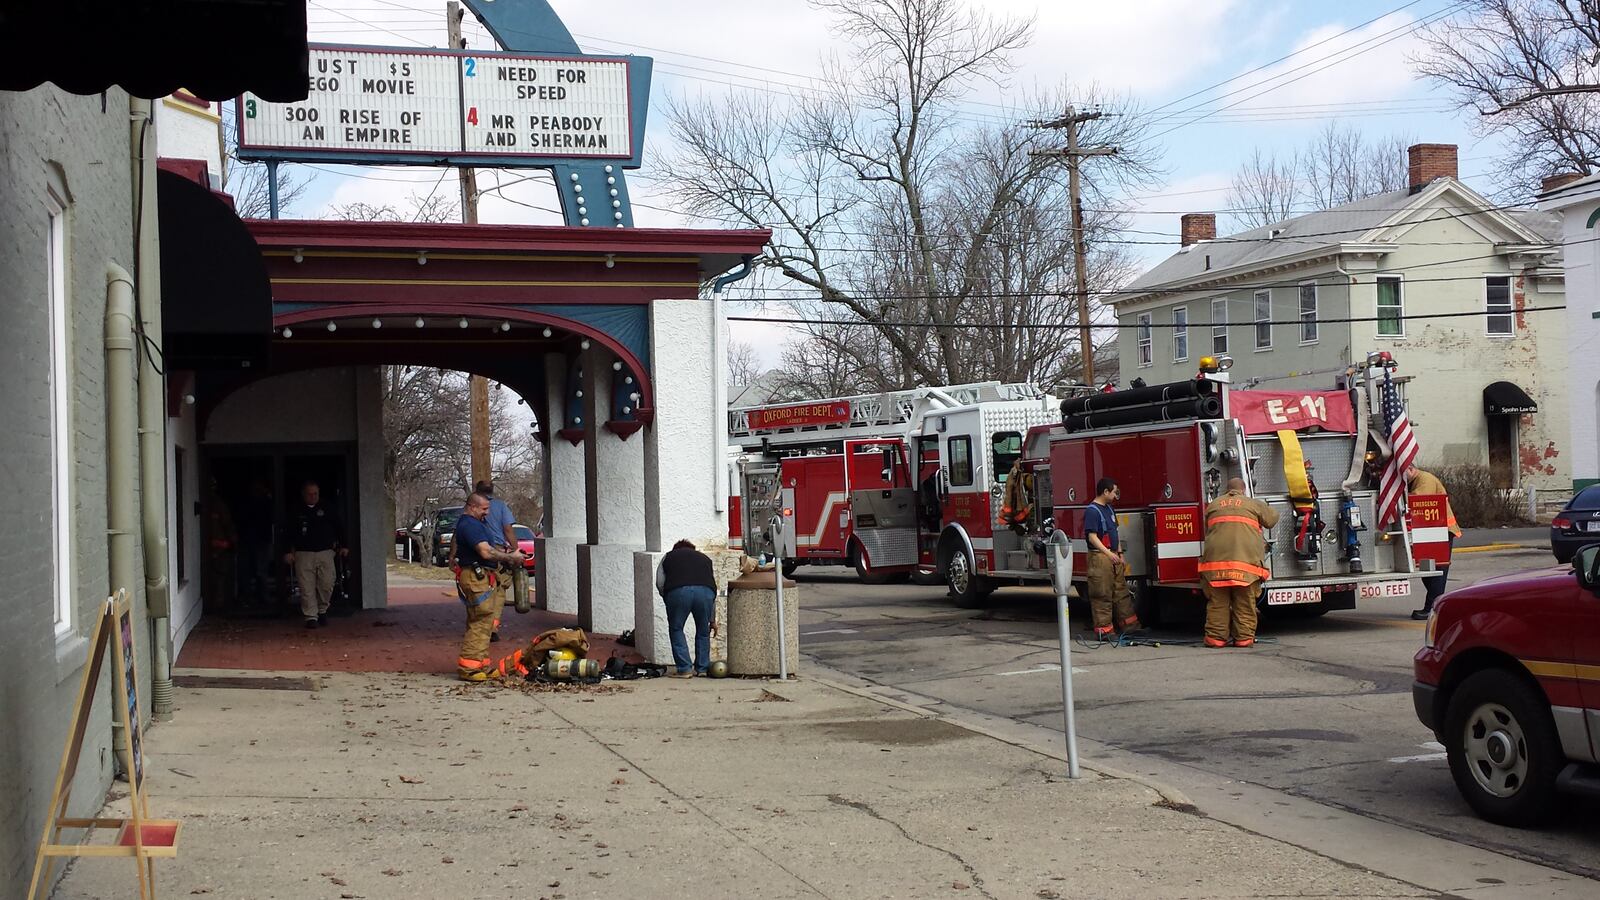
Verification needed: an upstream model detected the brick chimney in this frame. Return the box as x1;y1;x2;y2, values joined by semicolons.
1180;213;1216;247
1541;172;1584;194
1407;143;1458;194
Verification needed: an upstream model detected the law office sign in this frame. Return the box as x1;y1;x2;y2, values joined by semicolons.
236;43;648;167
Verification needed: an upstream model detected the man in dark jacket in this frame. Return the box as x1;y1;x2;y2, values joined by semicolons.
283;481;347;628
654;540;718;677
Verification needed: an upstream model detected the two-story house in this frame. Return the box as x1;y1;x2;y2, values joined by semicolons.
1538;173;1600;493
1115;144;1568;493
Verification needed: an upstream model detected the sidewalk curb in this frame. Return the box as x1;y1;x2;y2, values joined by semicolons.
1454;542;1539;554
804;666;1196;810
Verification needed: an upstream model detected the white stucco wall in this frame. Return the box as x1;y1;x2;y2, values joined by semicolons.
645;298;726;549
1541;183;1600;491
168;395;203;656
154;96;223;186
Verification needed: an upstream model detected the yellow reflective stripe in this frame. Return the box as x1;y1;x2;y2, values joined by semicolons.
1520;659;1600;682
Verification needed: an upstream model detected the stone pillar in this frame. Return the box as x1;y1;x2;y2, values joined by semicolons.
535;353;584;615
577;345;646;634
632;298;736;663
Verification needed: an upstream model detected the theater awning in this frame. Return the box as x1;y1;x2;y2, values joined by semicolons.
0;1;308;101
1483;381;1538;416
158;168;272;369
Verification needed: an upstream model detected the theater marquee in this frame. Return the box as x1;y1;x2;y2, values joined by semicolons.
237;44;639;166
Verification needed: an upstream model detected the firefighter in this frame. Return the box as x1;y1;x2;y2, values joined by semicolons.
1084;477;1141;640
1199;477;1281;648
452;491;525;682
1406;465;1460;620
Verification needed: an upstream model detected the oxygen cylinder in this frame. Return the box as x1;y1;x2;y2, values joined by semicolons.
545;657;600;680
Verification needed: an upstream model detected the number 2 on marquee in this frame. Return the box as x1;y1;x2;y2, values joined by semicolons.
463;57;477;77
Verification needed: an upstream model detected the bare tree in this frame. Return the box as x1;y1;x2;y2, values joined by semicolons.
1415;0;1600;196
1226;148;1302;230
727;340;763;386
1223;124;1413;231
659;0;1162;394
327;190;460;224
221;113;312;219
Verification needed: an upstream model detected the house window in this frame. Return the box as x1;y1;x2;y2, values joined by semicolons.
948;436;973;487
1172;307;1188;362
1376;276;1404;337
1299;282;1319;344
47;186;73;635
1136;312;1153;367
1253;290;1272;350
1486;275;1513;336
1210;297;1228;354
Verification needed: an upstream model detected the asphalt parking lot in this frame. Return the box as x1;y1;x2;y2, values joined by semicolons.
794;539;1600;881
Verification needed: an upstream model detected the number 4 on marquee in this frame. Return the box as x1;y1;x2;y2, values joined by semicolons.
467;107;478;126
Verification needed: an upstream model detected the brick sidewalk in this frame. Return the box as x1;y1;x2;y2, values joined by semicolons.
176;583;638;673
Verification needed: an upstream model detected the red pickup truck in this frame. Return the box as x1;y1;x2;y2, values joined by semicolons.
1413;543;1600;826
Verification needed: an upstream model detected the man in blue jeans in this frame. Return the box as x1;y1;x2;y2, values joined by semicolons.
654;539;718;677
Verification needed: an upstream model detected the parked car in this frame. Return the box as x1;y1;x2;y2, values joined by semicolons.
393;519;425;561
1550;485;1600;563
431;505;464;567
1413;543;1600;826
512;523;538;573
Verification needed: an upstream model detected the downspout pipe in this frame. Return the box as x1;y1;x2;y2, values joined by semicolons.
105;266;139;627
131;97;175;719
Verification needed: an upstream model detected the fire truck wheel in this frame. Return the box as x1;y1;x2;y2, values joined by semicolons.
945;552;994;608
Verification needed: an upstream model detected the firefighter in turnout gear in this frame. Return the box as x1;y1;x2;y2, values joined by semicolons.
452;492;525;682
1084;477;1142;640
1199;478;1281;647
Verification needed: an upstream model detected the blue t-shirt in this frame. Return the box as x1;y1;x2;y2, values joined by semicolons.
1084;502;1119;552
486;497;515;543
454;515;502;566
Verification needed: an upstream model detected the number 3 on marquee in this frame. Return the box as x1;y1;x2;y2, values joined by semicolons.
464;57;477;77
245;98;257;119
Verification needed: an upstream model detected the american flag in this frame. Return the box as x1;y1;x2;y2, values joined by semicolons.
1377;368;1419;529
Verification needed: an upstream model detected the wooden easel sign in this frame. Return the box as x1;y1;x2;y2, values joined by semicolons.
28;592;181;900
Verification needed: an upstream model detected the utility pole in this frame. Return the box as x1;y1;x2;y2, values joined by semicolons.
1031;107;1118;386
448;1;492;486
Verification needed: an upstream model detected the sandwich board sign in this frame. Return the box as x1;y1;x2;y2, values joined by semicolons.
28;592;180;899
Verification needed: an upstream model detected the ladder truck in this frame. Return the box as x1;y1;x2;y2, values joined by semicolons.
728;382;1060;583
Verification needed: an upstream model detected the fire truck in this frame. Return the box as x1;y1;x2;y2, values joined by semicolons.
905;353;1444;618
728;383;1059;582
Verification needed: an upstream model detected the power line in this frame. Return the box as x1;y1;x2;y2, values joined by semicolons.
727;304;1565;332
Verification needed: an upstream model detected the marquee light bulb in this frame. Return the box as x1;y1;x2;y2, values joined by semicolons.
542;327;553;338
458;318;469;329
281;327;293;338
415;318;425;328
326;321;337;332
500;321;511;332
580;339;591;350
611;361;622;371
372;318;382;329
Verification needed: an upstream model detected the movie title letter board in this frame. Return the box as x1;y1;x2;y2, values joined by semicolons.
237;44;635;165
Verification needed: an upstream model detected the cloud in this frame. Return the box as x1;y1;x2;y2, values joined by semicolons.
1207;11;1428;114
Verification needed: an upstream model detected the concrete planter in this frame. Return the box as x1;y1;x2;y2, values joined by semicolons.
726;569;799;677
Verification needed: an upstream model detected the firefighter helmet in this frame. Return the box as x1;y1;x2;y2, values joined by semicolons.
707;660;729;678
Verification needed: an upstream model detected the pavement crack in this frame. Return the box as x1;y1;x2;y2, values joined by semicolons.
530;695;834;898
825;794;996;900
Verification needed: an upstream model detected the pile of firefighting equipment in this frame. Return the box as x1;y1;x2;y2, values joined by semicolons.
996;460;1032;534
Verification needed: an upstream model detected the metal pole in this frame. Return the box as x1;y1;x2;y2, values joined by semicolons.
1048;536;1081;778
770;517;789;680
267;160;280;219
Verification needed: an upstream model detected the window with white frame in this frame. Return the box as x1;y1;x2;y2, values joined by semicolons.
47;185;74;635
1485;275;1513;336
1299;282;1319;344
1210;297;1228;354
1136;312;1153;366
1376;275;1404;336
1172;306;1189;362
1253;290;1272;349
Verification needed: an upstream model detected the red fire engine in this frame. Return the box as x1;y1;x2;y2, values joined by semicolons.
728;383;1058;582
888;353;1445;618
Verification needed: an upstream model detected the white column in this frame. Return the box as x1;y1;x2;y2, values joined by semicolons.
578;346;646;633
535;353;584;615
634;298;735;664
